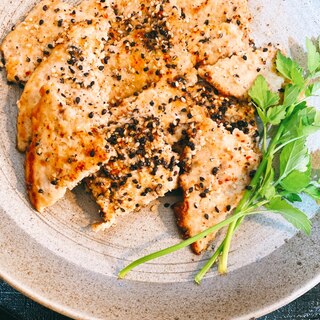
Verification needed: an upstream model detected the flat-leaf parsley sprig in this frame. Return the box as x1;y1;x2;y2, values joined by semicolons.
118;38;320;283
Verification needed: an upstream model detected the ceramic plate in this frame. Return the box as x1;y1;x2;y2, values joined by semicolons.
0;1;319;319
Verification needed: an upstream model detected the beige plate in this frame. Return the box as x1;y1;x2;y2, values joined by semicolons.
0;1;319;319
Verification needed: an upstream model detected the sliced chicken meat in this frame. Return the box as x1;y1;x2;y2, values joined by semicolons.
1;0;82;83
17;18;113;151
26;82;117;211
174;81;262;253
16;0;247;152
198;46;283;99
174;118;260;254
87;79;208;228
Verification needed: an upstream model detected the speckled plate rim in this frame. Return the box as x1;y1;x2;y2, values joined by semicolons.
0;0;320;318
2;266;319;320
1;205;319;320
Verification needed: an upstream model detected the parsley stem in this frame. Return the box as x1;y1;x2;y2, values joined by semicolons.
263;124;268;153
195;240;225;284
218;220;237;274
118;211;246;279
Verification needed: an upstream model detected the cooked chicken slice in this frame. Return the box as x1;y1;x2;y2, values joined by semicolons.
185;23;248;67
174;44;285;253
17;20;181;151
173;78;266;254
27;75;206;214
87;79;208;227
174;117;260;254
198;46;283;99
87;117;180;230
26;83;117;212
17;0;247;152
17;18;112;151
0;0;134;83
1;0;76;83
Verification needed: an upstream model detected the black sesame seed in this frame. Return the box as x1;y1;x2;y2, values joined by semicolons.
226;205;231;211
39;19;44;25
75;97;80;104
38;189;44;194
199;192;207;198
242;55;247;60
116;75;122;81
43;5;48;11
204;213;209;220
253;130;260;138
88;112;94;118
89;149;95;157
249;170;256;178
164;203;170;208
98;65;105;71
101;109;107;115
215;206;220;213
57;19;63;27
212;167;219;175
51;179;58;185
245;185;253;190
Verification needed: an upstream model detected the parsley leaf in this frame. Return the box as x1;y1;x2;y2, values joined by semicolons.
249;75;280;111
266;105;286;125
283;84;301;107
276;51;304;86
306;38;320;74
279;139;309;179
266;198;312;235
280;165;311;193
303;183;320;201
282;193;302;203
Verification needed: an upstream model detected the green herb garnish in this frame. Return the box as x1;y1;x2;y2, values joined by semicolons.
118;38;320;283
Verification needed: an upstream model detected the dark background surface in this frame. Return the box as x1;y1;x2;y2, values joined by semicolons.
0;280;319;320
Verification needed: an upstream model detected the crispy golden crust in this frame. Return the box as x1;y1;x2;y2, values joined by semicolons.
173;79;264;254
174;118;261;254
199;47;283;99
25;83;117;211
15;0;249;152
1;0;74;83
86;79;207;226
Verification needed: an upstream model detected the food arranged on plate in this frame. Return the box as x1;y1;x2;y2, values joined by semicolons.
1;0;319;282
